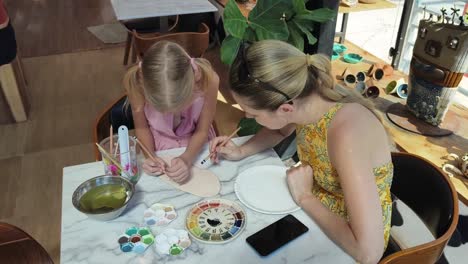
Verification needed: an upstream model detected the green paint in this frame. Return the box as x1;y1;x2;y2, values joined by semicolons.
79;184;127;213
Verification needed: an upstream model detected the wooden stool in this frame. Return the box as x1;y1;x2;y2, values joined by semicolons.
0;56;29;123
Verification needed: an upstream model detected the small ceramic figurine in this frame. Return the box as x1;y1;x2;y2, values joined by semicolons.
442;153;468;178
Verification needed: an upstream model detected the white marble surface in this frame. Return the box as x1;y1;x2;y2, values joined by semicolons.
110;0;218;20
61;136;353;263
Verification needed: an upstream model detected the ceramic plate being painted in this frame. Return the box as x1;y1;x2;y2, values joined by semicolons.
186;199;246;244
235;165;300;214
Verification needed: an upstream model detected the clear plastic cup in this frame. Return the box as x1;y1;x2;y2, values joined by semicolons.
99;135;141;184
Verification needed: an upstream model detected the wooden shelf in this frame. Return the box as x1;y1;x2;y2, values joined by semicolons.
331;41;407;84
338;0;396;14
332;41;468;205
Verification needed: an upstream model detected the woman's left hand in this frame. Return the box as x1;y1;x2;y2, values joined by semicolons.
166;157;191;183
286;164;315;207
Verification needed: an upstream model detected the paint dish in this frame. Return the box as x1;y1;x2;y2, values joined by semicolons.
155;228;191;255
118;227;154;254
363;86;380;99
143;203;177;226
333;43;347;54
396;84;408;99
343;53;363;64
331;51;340;61
186;199;246;244
235;165;300;214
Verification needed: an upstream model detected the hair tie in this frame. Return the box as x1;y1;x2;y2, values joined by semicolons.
190;57;199;73
306;54;314;67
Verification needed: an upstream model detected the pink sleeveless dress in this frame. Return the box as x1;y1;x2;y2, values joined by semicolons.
144;95;216;151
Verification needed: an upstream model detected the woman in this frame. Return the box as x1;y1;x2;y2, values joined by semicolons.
210;40;393;264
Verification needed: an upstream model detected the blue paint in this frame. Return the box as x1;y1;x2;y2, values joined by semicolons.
133;242;147;254
229;226;239;235
120;242;134;252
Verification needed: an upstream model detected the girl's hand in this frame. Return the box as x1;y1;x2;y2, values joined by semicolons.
209;136;244;163
286;164;315;207
142;157;166;176
166;157;191;183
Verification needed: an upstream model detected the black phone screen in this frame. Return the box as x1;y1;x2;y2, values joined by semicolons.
246;214;309;256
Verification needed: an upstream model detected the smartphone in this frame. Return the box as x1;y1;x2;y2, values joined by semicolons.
246;214;309;257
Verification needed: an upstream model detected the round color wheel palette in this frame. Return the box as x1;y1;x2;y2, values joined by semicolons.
186;199;246;244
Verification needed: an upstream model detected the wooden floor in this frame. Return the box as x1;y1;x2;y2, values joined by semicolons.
4;0;122;58
0;2;244;262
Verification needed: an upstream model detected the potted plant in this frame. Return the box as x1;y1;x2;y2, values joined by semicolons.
221;0;336;65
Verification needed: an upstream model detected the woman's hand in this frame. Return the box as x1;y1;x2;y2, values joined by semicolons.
142;156;166;176
166;157;191;183
286;164;315;207
209;136;244;163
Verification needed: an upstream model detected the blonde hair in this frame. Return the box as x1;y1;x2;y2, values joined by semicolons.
123;41;214;112
230;40;380;120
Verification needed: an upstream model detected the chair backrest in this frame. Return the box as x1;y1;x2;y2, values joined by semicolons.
379;152;459;264
132;23;209;59
122;15;179;33
0;222;53;263
93;94;134;160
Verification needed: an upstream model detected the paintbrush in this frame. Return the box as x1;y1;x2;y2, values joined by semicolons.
95;142;130;178
201;127;241;165
134;137;168;170
109;125;113;154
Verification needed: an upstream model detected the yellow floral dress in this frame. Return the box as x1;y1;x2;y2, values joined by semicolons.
296;103;393;248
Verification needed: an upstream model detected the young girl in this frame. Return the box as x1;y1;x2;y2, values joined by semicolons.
210;40;393;263
124;41;219;183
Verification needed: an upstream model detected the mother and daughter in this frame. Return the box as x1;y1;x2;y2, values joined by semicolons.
124;39;393;264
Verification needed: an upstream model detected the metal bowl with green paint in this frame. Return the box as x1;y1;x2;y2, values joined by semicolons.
72;175;134;221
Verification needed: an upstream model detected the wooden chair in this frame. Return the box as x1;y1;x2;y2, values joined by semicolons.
93;94;133;160
122;16;179;65
379;152;459;264
132;22;210;59
0;222;53;263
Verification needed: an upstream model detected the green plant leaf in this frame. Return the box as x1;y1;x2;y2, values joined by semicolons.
287;21;304;51
295;18;315;31
221;35;242;65
296;8;336;23
237;118;263;136
292;0;307;14
293;20;317;45
223;0;249;38
243;27;257;42
248;0;290;21
250;19;289;40
248;0;290;40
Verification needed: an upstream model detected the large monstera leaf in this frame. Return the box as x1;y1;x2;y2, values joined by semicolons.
220;0;335;65
248;0;289;41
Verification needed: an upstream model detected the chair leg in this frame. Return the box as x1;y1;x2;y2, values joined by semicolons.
123;32;131;65
16;50;28;86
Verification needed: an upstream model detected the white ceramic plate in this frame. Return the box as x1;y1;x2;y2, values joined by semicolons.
234;165;300;214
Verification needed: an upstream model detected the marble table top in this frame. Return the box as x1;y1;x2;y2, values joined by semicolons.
110;0;218;21
61;136;353;263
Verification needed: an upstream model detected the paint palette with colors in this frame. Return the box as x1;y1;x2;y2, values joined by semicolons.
186;199;246;244
118;227;154;254
155;228;191;255
143;203;177;226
